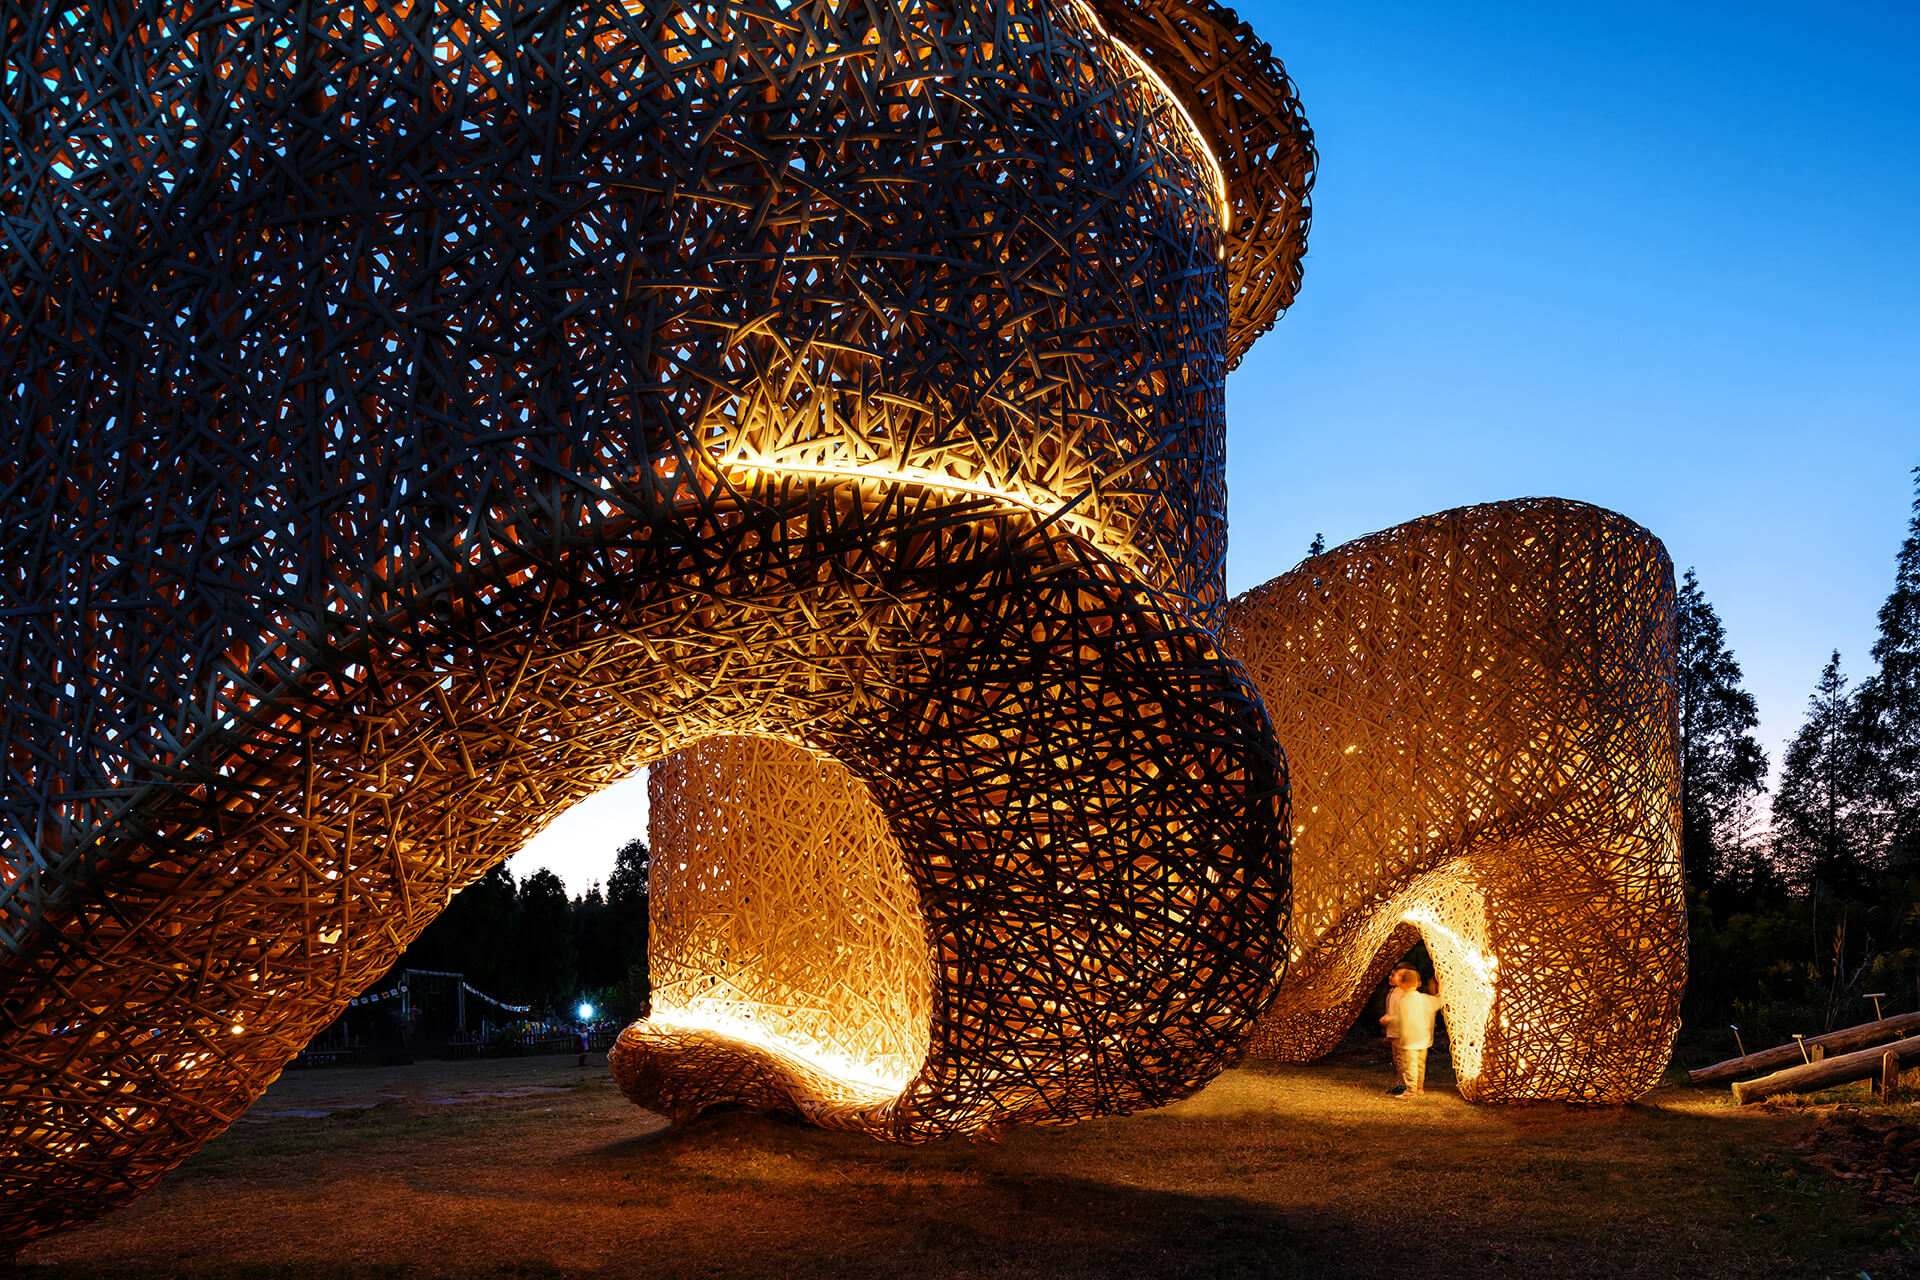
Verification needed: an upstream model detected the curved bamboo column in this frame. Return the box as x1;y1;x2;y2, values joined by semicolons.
1223;499;1687;1102
622;738;934;1119
0;0;1311;1242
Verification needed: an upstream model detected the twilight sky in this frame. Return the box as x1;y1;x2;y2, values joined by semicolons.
1226;0;1917;780
518;0;1917;894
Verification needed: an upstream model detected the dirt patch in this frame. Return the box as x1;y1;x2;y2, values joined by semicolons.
1799;1108;1920;1209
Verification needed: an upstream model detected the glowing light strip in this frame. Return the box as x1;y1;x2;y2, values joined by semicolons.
1400;906;1499;984
644;1005;917;1098
719;455;1146;569
1072;1;1232;224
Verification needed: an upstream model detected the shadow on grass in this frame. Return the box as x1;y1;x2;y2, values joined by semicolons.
7;1060;1915;1280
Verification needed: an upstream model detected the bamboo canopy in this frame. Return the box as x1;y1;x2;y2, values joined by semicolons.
0;0;1310;1243
1222;499;1688;1103
656;499;1692;1112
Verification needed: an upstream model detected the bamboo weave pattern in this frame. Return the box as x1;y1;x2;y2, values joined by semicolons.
634;502;1688;1115
1223;499;1687;1102
636;738;933;1105
0;0;1309;1243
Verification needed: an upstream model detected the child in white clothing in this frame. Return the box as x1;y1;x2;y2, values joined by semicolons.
1380;967;1443;1096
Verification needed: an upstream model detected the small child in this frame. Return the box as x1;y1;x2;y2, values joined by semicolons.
1380;967;1443;1096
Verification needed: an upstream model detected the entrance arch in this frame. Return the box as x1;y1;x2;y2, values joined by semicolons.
1226;499;1688;1102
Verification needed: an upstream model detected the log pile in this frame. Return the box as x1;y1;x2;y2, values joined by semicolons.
1690;1012;1920;1086
1732;1034;1920;1105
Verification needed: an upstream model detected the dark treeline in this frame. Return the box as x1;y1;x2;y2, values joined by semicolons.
384;837;653;1025
1688;466;1920;1047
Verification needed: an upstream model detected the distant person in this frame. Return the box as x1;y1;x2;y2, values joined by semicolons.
576;1026;591;1068
1380;967;1443;1097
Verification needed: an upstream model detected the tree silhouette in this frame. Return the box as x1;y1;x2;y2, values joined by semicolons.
1859;467;1920;869
1773;652;1878;897
395;864;521;998
1673;568;1768;892
513;869;578;1007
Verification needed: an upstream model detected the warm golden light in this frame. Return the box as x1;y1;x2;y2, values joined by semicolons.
613;736;932;1115
716;456;1148;575
635;1007;908;1104
1071;0;1232;221
5;0;1312;1242
1225;499;1687;1104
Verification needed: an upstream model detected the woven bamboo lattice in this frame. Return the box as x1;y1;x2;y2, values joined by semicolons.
628;736;933;1114
0;0;1311;1244
1221;499;1687;1102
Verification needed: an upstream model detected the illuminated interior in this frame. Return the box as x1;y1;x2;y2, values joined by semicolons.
1224;498;1688;1104
643;499;1692;1107
623;736;932;1111
4;0;1312;1244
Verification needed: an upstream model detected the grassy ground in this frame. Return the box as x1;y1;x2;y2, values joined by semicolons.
8;1041;1917;1280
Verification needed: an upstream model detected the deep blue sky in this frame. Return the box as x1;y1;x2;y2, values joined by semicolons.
1224;0;1919;783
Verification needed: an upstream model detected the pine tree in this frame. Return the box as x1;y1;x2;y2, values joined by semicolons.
607;837;650;915
515;867;579;1007
570;882;625;991
1859;467;1920;868
1307;532;1326;557
1716;788;1779;899
1673;568;1768;890
398;863;520;998
606;836;651;995
1773;652;1878;897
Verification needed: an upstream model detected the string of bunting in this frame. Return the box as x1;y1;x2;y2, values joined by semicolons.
338;982;531;1014
461;984;532;1015
343;988;402;1011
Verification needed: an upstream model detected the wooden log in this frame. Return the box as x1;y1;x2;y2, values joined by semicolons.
1732;1033;1920;1105
1689;1011;1920;1084
1882;1051;1900;1102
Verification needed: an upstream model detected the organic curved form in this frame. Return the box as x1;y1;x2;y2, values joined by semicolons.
1221;499;1687;1102
0;0;1309;1243
618;649;1288;1134
634;737;934;1110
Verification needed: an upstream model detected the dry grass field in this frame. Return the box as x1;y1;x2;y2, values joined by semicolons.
8;1040;1917;1280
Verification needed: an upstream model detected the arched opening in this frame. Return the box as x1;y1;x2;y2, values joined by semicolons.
636;736;933;1104
4;0;1314;1229
508;769;650;898
1227;499;1688;1103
